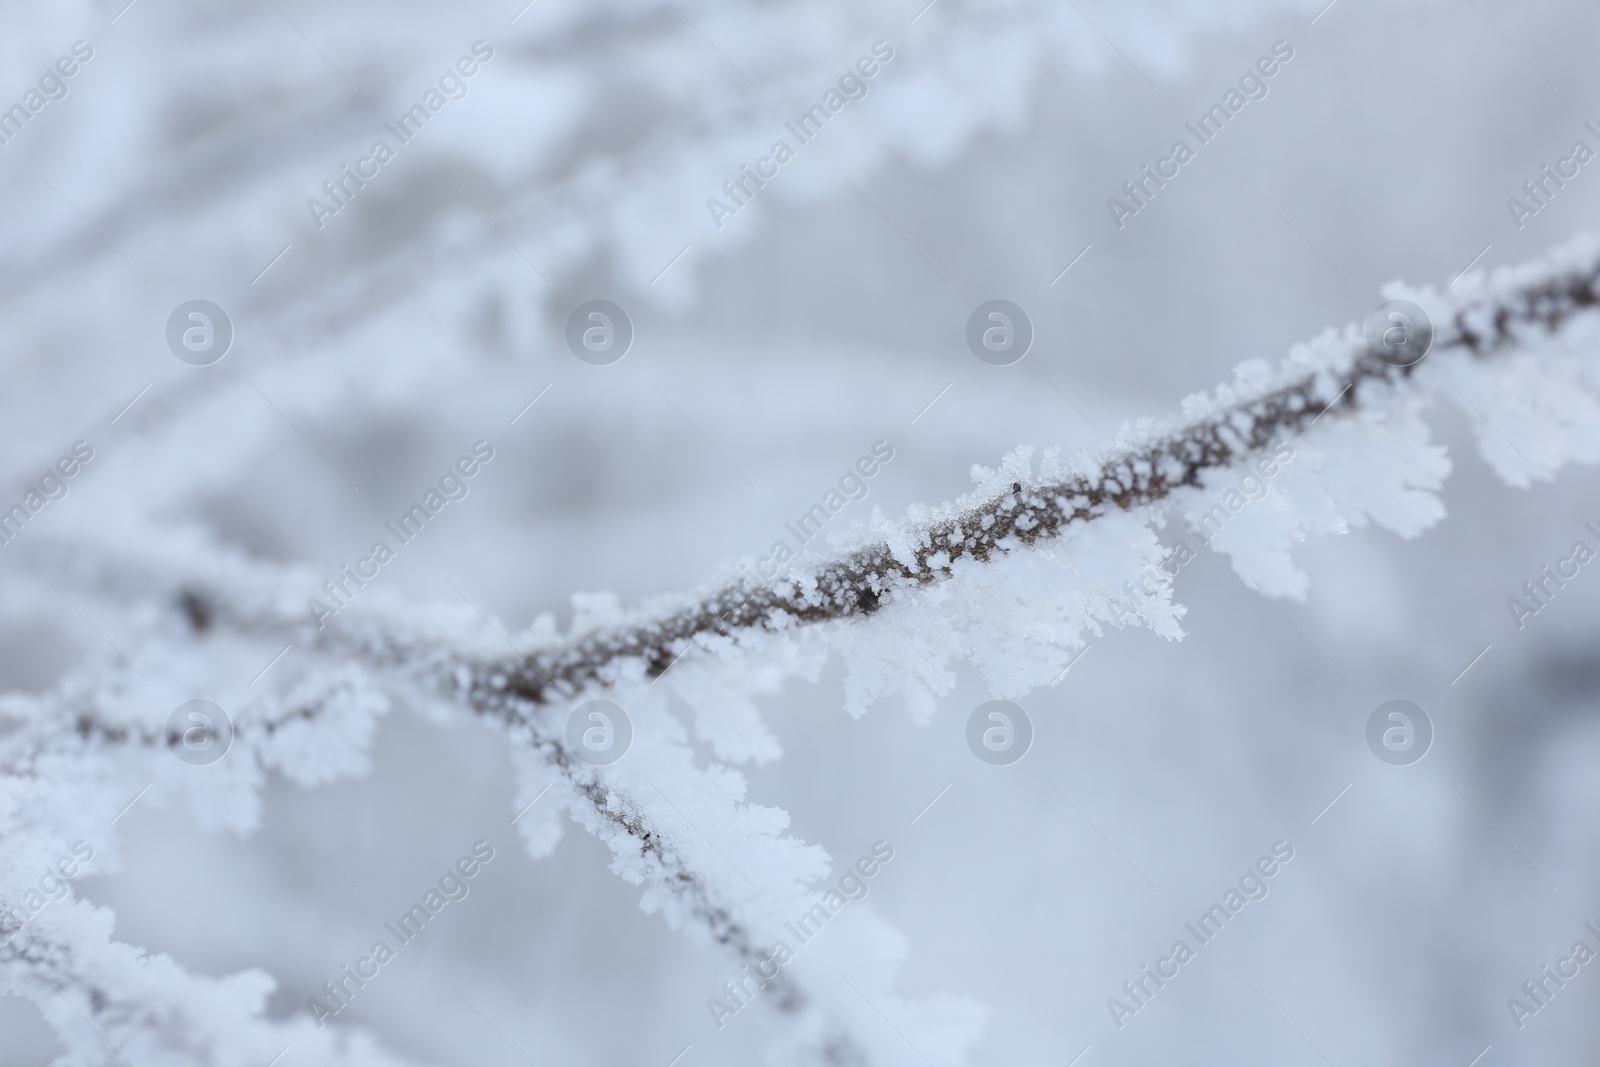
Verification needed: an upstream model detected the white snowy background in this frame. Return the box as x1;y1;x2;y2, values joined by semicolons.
2;0;1600;1064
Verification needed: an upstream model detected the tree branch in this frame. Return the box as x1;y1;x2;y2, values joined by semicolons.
469;248;1600;708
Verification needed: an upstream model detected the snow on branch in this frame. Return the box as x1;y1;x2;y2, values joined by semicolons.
78;236;1600;715
8;235;1600;1066
463;234;1600;712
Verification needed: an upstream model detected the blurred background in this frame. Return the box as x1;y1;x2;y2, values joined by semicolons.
2;0;1599;1063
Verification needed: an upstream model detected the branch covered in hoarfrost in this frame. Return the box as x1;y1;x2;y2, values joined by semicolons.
9;235;1600;1066
66;237;1598;712
465;236;1600;707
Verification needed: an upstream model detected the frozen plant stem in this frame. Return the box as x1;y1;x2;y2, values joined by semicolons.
469;254;1599;705
9;239;1600;1067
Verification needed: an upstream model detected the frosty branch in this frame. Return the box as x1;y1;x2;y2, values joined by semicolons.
460;247;1600;707
9;237;1600;1067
